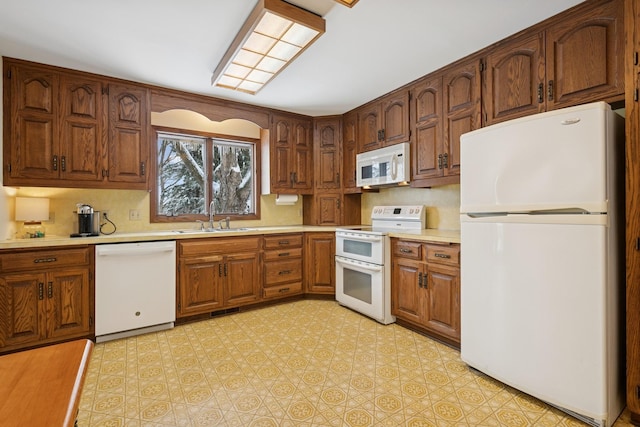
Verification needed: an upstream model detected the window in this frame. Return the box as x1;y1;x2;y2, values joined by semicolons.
152;128;260;222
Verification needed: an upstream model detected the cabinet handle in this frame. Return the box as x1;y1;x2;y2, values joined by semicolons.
34;257;57;264
38;282;44;300
418;272;423;288
52;155;58;171
399;248;412;254
278;252;290;257
140;162;146;176
337;199;341;209
47;282;53;299
278;240;290;245
437;154;443;169
278;287;290;293
434;253;451;259
61;156;66;172
537;82;544;103
218;264;222;277
547;80;554;101
224;263;228;277
442;153;449;169
279;270;292;275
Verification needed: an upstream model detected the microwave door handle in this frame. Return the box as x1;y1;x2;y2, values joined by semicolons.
336;257;383;273
390;155;398;179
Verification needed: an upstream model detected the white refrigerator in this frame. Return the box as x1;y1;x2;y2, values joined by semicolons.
459;101;625;427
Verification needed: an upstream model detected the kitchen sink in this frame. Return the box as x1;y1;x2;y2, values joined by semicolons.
172;227;255;234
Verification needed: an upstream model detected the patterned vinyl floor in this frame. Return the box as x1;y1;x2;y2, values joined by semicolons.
77;299;634;426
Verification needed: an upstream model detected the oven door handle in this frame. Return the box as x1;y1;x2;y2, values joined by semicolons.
336;234;383;243
336;256;383;272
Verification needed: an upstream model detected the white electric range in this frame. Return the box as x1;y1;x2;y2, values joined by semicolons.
335;205;426;324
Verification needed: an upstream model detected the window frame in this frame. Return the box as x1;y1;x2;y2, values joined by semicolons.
151;125;261;223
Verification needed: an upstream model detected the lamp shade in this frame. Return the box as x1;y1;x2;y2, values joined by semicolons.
15;197;50;222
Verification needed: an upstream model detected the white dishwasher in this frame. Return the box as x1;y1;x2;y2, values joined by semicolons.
95;240;176;343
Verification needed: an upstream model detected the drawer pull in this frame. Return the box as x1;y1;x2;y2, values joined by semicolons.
278;270;292;275
399;248;412;254
34;257;57;264
278;240;290;245
278;252;290;257
278;287;290;293
434;253;451;259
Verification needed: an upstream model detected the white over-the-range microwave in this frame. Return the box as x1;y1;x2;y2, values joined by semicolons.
356;142;410;187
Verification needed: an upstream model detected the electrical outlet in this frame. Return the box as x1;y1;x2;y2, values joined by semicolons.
129;209;141;221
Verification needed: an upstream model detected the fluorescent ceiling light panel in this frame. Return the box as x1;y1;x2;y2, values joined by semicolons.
212;0;325;95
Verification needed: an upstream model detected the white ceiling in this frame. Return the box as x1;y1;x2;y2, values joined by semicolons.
0;0;585;117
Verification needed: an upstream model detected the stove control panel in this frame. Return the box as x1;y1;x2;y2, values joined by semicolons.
371;205;425;220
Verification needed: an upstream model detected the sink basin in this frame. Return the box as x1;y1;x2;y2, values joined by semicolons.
172;227;255;234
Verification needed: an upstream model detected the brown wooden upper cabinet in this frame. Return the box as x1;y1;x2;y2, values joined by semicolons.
341;111;360;193
313;116;341;190
410;58;481;187
3;58;150;189
483;0;623;125
269;113;313;194
357;90;410;152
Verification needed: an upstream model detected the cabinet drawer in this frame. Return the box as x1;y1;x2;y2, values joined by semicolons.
179;236;261;256
0;247;91;273
264;259;302;285
263;234;303;250
426;244;460;266
392;240;422;260
263;247;303;261
263;282;302;299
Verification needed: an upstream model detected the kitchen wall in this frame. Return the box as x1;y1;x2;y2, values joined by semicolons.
362;184;460;230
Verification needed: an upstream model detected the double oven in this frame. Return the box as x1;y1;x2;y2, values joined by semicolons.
335;205;426;324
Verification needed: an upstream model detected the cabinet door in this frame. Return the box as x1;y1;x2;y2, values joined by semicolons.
108;84;149;185
314;117;341;190
305;233;335;294
225;252;261;307
412;77;444;181
484;32;546;126
443;59;481;177
357;104;382;152
381;90;410;146
292;119;313;192
178;256;224;317
317;193;342;226
342;111;360;192
0;273;44;349
8;65;59;181
545;0;624;110
59;76;105;182
391;257;423;324
271;117;293;190
424;263;460;342
46;268;92;339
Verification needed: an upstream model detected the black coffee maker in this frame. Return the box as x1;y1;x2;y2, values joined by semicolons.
71;203;100;237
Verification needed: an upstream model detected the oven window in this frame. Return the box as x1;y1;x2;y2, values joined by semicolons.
343;240;372;257
343;269;372;304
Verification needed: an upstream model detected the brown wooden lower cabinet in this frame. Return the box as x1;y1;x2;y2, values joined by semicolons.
177;237;261;318
263;234;303;299
391;238;460;347
0;246;94;354
304;232;335;295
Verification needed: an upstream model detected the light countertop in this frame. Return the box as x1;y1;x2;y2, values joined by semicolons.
0;226;460;250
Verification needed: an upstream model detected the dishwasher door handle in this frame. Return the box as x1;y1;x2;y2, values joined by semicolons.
96;243;176;257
